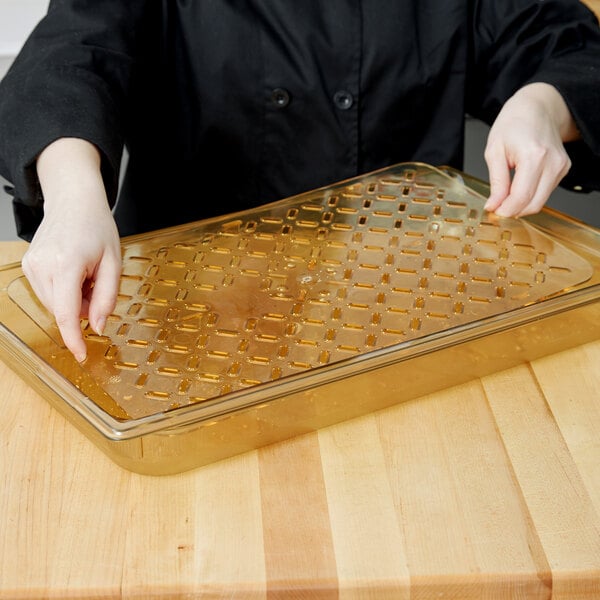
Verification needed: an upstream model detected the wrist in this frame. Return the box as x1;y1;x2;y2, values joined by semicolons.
36;138;108;213
511;82;580;142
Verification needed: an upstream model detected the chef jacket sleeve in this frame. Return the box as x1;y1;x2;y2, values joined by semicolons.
0;0;149;240
467;0;600;193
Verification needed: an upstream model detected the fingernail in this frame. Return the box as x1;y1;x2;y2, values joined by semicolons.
75;352;87;363
95;316;106;336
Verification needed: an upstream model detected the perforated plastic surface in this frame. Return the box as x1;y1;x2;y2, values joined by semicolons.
7;164;592;419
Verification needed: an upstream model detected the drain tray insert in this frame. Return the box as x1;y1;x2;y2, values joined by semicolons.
1;163;599;474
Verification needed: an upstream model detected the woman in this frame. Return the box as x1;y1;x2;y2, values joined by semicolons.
1;0;599;361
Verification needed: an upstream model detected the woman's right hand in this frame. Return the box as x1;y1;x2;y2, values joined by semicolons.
21;138;122;362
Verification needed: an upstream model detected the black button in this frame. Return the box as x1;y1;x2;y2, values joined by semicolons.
271;88;290;108
333;90;354;110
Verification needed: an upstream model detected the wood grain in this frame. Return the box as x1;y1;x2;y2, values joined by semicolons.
318;417;410;600
484;363;600;599
259;434;338;599
122;452;266;598
3;273;600;599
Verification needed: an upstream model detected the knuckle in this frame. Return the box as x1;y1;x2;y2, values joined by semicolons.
52;251;71;270
95;297;117;316
489;175;505;188
483;144;497;162
54;311;76;329
20;256;32;279
528;144;549;162
21;251;42;275
556;153;572;175
54;315;68;328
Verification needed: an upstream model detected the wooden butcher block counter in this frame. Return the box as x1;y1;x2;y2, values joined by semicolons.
1;226;600;600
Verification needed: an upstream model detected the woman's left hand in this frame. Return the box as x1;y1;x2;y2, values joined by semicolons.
483;82;579;217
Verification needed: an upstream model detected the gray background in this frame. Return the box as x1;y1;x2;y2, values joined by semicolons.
1;56;599;241
0;55;18;240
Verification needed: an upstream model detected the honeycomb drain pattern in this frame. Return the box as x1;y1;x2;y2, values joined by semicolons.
61;166;594;417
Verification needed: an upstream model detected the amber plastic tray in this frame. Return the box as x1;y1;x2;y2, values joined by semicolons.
2;163;600;474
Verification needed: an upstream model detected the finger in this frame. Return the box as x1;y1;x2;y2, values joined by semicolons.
515;152;572;216
483;144;512;212
515;170;558;216
88;252;122;335
21;268;54;316
21;252;55;314
494;156;543;217
52;271;88;362
515;167;567;217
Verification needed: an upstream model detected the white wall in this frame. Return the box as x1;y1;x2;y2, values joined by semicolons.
0;0;49;56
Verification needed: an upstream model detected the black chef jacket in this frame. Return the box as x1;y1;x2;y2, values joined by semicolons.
1;0;600;240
